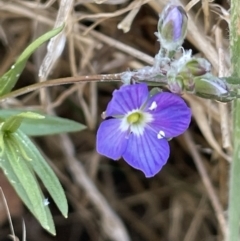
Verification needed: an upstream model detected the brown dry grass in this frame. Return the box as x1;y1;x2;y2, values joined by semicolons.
0;0;231;240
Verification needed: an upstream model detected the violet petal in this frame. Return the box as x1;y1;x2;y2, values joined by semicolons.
145;92;191;137
106;84;149;117
122;130;169;177
97;119;128;160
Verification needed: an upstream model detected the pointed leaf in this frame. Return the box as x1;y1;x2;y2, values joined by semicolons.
3;136;56;234
0;155;56;235
0;25;64;96
0;109;85;136
13;130;68;218
0;156;34;213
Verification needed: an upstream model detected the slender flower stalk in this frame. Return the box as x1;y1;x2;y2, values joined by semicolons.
0;74;122;101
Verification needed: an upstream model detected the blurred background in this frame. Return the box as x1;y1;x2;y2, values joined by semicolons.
0;0;231;240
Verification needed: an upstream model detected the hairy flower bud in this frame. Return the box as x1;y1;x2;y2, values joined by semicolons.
157;4;188;51
194;74;229;98
180;58;211;77
167;70;184;94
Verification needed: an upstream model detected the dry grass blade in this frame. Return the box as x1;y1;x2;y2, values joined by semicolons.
186;95;231;162
0;0;232;240
183;132;227;237
117;3;141;33
59;134;130;241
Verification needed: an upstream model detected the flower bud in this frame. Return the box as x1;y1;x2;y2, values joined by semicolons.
167;75;184;94
157;4;188;51
180;58;211;77
194;74;229;98
182;76;195;92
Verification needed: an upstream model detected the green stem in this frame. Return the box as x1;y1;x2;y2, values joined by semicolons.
227;1;240;240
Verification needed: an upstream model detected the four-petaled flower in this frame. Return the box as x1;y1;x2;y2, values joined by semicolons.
97;84;191;177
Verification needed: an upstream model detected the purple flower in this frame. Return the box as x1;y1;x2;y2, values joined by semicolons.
97;84;191;177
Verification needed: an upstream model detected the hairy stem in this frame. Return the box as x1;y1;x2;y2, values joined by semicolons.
0;74;122;101
227;0;240;240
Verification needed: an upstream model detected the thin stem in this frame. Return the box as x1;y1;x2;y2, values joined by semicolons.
227;0;240;240
0;74;122;101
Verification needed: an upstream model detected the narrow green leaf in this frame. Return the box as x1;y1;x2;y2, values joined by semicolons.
0;156;35;213
13;130;68;218
0;25;64;96
0;109;86;136
0;62;27;96
0;155;56;235
3;136;56;234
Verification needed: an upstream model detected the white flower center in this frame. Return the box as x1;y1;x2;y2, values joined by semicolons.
120;109;153;136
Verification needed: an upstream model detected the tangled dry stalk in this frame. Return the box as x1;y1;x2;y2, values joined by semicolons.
0;0;231;240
